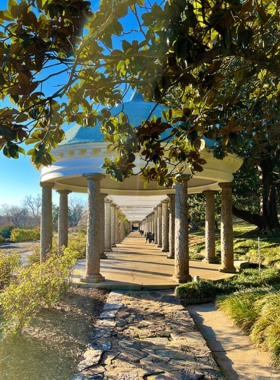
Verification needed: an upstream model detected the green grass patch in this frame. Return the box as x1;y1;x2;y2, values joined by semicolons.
175;267;280;300
217;286;280;368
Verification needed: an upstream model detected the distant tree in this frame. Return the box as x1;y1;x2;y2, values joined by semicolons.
68;197;87;227
0;204;29;228
22;194;41;227
52;204;59;230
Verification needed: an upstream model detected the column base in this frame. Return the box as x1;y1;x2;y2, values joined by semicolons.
80;274;105;283
111;244;116;247
171;274;192;284
203;257;219;264
105;248;112;252
157;244;162;248
162;248;169;253
219;266;237;273
167;255;174;259
100;253;108;259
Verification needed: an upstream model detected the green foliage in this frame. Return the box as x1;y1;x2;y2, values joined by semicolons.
175;267;280;299
175;280;216;300
26;243;41;265
217;288;272;333
0;235;5;244
217;286;280;367
0;251;21;289
0;249;77;337
10;228;40;242
0;224;15;239
77;228;87;235
67;233;87;259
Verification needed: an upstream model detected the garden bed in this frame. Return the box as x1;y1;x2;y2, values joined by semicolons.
0;288;108;380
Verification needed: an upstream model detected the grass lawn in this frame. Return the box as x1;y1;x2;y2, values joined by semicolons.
189;219;280;267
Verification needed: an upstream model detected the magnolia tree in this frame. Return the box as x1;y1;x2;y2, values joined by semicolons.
1;0;280;231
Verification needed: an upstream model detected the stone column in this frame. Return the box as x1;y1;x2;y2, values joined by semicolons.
219;183;236;273
100;193;108;259
57;189;71;253
115;206;119;244
168;194;175;259
203;191;219;264
105;198;112;252
162;199;169;252
157;204;162;248
151;212;154;234
40;182;55;262
172;174;192;283
154;207;158;244
111;203;116;247
81;173;105;283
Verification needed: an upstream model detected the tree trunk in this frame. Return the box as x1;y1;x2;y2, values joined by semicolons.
233;156;280;234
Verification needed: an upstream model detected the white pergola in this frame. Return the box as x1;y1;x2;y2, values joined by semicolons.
36;92;242;284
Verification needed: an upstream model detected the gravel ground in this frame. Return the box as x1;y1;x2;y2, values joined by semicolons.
0;288;108;380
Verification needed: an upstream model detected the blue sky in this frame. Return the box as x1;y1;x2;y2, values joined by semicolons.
0;0;149;206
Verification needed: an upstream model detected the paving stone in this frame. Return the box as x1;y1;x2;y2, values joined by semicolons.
78;349;103;372
95;320;117;330
118;340;141;349
100;310;119;319
74;290;225;380
103;303;123;311
144;337;170;346
90;341;112;351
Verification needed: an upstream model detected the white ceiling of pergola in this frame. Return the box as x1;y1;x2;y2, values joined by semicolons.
108;195;168;221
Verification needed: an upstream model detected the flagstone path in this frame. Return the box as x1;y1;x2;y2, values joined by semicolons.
72;290;225;380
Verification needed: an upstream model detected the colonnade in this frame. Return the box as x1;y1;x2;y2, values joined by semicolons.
40;174;236;285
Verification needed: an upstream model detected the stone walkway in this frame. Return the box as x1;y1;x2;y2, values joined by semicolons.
72;290;225;380
73;233;234;290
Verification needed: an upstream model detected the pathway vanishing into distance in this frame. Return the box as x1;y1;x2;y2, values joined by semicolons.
72;289;225;380
73;232;234;289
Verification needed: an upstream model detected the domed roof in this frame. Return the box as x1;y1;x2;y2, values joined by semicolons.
59;91;171;146
58;90;215;147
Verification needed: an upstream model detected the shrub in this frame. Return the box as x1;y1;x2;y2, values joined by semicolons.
175;267;280;300
0;249;77;336
27;243;41;265
77;228;87;235
0;224;15;239
67;232;87;259
0;235;5;244
216;288;269;332
0;251;21;289
10;228;40;242
175;280;216;300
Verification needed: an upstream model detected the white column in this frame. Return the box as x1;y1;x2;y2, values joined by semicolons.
100;193;108;259
40;182;55;263
105;198;112;252
162;199;169;252
218;183;236;273
81;173;105;283
157;204;162;248
57;190;71;253
154;207;158;244
115;206;119;244
111;203;116;247
168;194;175;259
172;174;192;283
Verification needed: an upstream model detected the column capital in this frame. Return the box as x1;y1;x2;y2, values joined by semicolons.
218;182;233;189
162;199;169;204
100;193;108;199
202;190;218;195
181;174;191;181
82;173;105;181
105;197;112;204
111;203;116;207
153;207;157;212
157;203;162;208
56;189;72;195
167;193;175;199
40;181;55;189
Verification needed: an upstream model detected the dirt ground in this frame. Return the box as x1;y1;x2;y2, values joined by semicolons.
0;287;108;380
